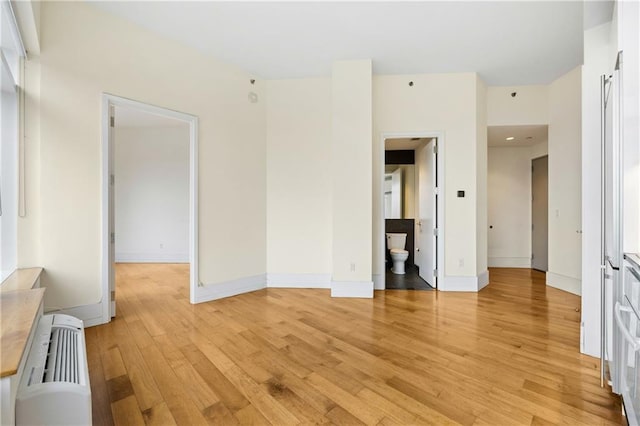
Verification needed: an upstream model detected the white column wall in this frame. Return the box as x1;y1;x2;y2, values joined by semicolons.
548;66;583;295
331;60;373;297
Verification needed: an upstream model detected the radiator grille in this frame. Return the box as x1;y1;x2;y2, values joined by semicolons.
43;327;81;384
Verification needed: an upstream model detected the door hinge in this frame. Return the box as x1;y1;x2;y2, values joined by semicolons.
110;174;115;186
110;116;115;127
433;269;438;276
532;224;534;231
110;232;115;244
434;187;439;195
433;228;438;236
433;144;438;155
532;253;535;260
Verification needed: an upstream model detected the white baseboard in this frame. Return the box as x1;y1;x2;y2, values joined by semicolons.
372;274;384;290
478;270;490;290
45;302;104;327
267;273;331;288
546;272;581;296
488;257;531;268
115;252;189;263
331;281;374;298
440;271;489;292
195;274;267;303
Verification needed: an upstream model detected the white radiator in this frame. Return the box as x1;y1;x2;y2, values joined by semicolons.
15;314;91;426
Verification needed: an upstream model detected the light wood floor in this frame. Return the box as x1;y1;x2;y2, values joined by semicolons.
86;265;623;425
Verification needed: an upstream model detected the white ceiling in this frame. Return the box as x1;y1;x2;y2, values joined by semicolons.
91;1;611;86
488;125;548;147
114;105;188;128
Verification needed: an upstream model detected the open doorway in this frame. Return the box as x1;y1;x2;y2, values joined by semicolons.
487;125;548;269
531;155;549;271
101;94;198;324
382;136;439;290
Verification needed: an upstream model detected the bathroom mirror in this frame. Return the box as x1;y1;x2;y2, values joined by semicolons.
384;164;415;219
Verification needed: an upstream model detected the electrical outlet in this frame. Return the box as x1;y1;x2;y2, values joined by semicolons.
350;262;356;272
458;258;464;267
159;243;164;249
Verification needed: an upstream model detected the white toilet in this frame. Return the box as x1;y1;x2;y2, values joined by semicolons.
386;233;409;275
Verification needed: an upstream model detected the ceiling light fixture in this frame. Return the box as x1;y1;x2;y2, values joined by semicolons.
506;136;515;141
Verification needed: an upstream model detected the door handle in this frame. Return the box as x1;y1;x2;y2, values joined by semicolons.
615;302;640;352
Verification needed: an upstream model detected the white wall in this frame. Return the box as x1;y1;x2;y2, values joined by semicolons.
548;66;582;295
265;78;332;277
618;0;640;255
488;147;534;268
331;60;373;296
26;2;266;310
266;72;488;292
476;76;488;279
373;73;487;290
114;125;190;263
487;85;549;126
530;139;549;159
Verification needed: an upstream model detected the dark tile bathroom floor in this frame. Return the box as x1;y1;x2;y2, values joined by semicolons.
385;264;435;290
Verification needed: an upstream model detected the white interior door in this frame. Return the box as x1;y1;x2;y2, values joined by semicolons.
108;107;116;317
416;139;436;286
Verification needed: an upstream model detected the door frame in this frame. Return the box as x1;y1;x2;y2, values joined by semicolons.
378;131;445;290
100;93;199;325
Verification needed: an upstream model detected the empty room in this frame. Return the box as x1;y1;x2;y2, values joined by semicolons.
1;1;639;425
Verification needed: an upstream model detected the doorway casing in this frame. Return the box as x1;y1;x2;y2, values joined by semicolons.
101;94;199;325
377;131;445;290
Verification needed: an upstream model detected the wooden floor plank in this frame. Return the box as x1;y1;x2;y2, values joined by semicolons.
86;265;623;425
141;402;178;426
111;395;145;426
86;326;116;426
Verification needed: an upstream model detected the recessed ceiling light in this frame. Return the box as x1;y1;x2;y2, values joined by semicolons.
506;136;515;141
526;136;533;140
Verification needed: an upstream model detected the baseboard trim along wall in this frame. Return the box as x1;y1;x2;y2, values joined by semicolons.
267;273;331;288
45;303;104;327
331;281;374;298
115;253;189;263
195;274;267;303
546;272;581;296
478;270;490;290
440;271;490;292
488;257;531;268
372;274;384;290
